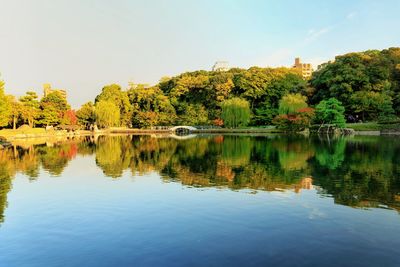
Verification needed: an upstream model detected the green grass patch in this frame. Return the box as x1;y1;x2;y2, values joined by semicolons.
346;122;381;131
194;126;281;133
346;122;400;131
0;128;47;137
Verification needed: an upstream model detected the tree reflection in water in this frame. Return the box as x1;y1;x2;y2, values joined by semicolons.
0;134;399;223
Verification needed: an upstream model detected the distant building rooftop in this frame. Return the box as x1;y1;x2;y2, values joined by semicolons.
212;61;230;72
292;57;313;79
43;83;67;99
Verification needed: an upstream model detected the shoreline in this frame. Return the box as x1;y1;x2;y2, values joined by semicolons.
101;127;400;136
110;128;282;134
0;129;94;141
1;127;400;141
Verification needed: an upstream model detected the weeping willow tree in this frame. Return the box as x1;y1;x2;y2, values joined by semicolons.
95;100;120;128
278;93;308;115
221;98;251;128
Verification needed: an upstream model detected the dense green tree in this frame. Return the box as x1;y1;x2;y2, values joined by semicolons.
265;72;308;105
76;102;96;128
253;102;278;125
233;67;300;109
39;92;69;126
19;91;40;127
0;80;11;127
177;103;209;125
127;84;176;128
95;100;120;128
221;98;251;128
252;73;307;125
163;71;210;105
350;91;395;121
210;72;235;103
232;67;272;108
310;48;400;117
160;71;213;123
378;100;398;123
39;106;60;126
9;97;22;129
40;91;69;110
314;98;346;128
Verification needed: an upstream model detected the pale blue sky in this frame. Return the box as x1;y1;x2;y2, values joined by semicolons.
1;0;399;107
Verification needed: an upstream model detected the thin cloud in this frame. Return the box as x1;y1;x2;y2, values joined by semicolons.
303;27;332;44
302;11;357;47
257;27;333;68
346;12;357;20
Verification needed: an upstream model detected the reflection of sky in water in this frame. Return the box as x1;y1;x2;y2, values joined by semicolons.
0;136;400;266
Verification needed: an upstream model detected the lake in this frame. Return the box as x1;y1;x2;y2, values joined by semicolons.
0;134;399;267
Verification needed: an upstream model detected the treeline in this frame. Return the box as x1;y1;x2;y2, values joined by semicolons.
0;82;76;129
75;67;309;129
0;47;399;129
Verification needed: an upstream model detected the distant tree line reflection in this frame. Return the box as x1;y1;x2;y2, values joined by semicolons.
0;134;399;223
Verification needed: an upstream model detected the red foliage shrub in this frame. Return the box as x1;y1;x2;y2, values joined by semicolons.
272;107;315;131
213;118;224;126
63;110;78;125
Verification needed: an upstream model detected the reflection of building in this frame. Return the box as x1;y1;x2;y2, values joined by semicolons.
216;162;235;181
293;58;313;79
43;83;67;99
294;177;313;193
212;61;230;72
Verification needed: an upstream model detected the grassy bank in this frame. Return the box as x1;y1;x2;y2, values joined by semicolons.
109;126;282;134
346;122;400;131
0;128;92;140
0;128;47;137
192;127;282;134
2;123;399;140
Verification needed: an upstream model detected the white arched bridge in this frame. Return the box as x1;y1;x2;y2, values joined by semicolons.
169;126;197;135
169;126;197;132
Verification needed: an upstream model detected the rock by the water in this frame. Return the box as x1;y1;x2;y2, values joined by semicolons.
18;124;31;130
312;126;355;135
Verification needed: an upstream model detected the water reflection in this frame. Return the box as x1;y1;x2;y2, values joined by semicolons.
0;134;399;223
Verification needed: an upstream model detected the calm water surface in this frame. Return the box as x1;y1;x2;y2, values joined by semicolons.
0;134;399;267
